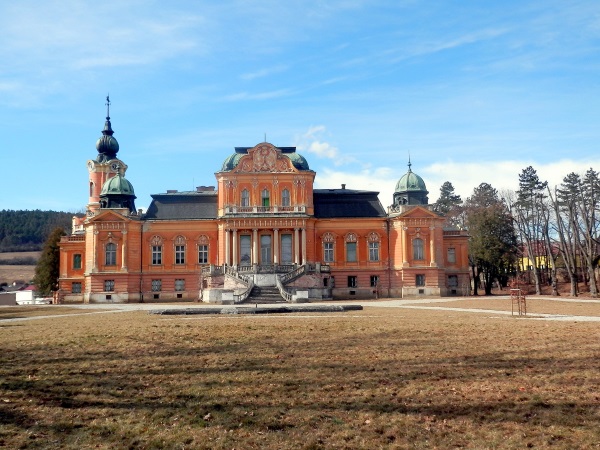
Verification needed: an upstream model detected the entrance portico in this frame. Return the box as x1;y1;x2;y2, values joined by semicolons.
222;218;308;267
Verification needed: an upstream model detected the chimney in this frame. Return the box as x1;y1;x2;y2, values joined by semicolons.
167;190;178;194
341;184;346;190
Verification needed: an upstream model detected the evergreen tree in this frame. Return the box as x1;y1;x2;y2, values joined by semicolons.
33;227;66;296
465;183;517;295
433;181;463;227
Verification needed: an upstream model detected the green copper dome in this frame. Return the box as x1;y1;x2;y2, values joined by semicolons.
100;174;136;197
286;152;310;170
392;161;429;206
220;145;310;171
394;167;427;193
221;152;244;171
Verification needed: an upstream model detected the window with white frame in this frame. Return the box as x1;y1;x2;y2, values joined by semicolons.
368;232;380;262
347;276;357;287
175;279;185;291
413;238;424;260
151;279;162;292
346;233;357;262
151;236;163;265
174;236;186;265
198;235;209;264
105;243;117;266
322;232;335;263
241;189;250;207
281;189;290;207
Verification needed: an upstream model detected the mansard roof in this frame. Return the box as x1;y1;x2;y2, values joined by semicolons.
143;191;218;220
313;189;386;218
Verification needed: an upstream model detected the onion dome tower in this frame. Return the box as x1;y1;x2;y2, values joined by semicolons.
95;97;120;163
392;158;429;206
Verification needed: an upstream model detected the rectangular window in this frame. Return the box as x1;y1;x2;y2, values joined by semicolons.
198;245;208;264
104;280;115;292
448;275;458;288
151;279;162;292
175;245;185;265
346;242;357;262
73;254;82;269
370;275;379;287
152;245;162;265
347;276;357;288
413;238;424;260
369;242;380;261
324;242;334;263
416;274;425;287
240;235;251;265
105;243;117;266
281;235;292;264
175;279;185;291
447;248;456;264
71;282;82;293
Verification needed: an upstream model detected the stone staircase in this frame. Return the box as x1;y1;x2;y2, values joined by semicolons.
244;286;286;304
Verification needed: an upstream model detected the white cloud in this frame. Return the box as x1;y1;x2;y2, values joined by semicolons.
295;125;350;164
310;158;600;209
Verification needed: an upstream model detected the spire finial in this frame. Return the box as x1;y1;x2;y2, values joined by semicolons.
264;132;267;143
105;94;111;120
408;152;412;172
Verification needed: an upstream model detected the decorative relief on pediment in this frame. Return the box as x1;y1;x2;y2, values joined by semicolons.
236;144;294;173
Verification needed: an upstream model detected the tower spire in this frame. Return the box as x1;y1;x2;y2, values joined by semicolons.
408;152;412;172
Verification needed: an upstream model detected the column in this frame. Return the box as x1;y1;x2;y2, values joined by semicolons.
402;226;408;267
93;227;98;272
429;228;437;267
224;229;230;266
273;229;279;265
301;228;307;265
121;230;128;270
232;229;238;267
294;228;300;264
252;229;258;265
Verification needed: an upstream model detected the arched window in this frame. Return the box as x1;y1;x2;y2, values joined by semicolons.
261;188;270;207
281;188;290;207
413;238;424;260
241;189;250;207
105;243;117;266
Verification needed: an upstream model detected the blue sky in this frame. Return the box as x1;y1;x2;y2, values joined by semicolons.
1;0;600;212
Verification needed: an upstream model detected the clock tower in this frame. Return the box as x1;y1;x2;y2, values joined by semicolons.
86;96;129;214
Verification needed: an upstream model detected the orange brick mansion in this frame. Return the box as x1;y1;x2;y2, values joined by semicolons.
58;103;469;303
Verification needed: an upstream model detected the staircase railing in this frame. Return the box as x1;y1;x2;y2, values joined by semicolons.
275;276;293;302
224;265;254;303
279;264;306;284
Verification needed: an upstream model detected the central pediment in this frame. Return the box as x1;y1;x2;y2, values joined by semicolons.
232;143;297;173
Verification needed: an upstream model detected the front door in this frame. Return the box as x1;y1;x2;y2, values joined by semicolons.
261;235;272;264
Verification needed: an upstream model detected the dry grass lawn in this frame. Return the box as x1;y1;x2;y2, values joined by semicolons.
1;303;599;449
